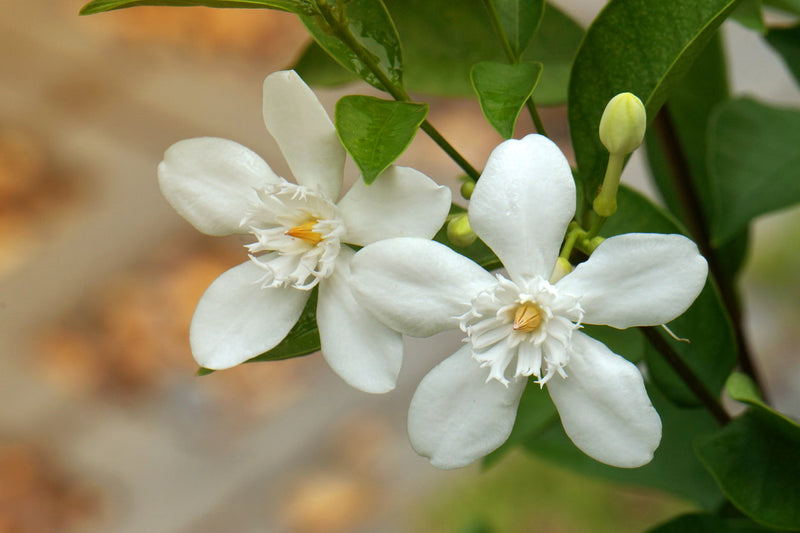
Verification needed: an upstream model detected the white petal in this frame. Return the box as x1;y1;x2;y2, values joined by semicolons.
158;137;280;236
190;260;310;369
556;233;708;328
408;344;527;469
337;166;452;246
262;70;345;201
350;238;496;337
469;134;575;282
546;331;662;468
317;248;403;393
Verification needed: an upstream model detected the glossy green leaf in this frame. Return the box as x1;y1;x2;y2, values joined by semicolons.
470;61;542;139
335;96;428;184
299;0;403;91
80;0;302;14
569;0;740;204
492;0;545;59
766;25;800;87
647;513;773;533
708;98;800;245
727;372;800;431
601;187;737;406
696;409;800;529
295;1;583;104
524;384;725;510
731;0;766;33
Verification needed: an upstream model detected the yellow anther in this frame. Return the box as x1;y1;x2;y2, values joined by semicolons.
513;303;542;332
286;220;323;245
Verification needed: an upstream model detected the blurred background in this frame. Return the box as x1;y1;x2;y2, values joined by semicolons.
1;0;799;531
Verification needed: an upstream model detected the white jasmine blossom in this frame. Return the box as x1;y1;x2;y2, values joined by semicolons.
157;70;451;393
350;134;708;467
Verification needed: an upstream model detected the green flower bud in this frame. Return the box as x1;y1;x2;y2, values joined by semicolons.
599;92;646;156
460;178;476;200
447;213;477;247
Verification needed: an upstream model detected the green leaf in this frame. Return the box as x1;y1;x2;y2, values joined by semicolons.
568;0;740;204
470;61;543;139
696;409;800;529
766;25;800;88
492;0;545;59
731;0;766;33
334;96;428;184
524;384;725;510
299;0;403;91
726;372;800;430
295;1;583;104
80;0;302;14
601;187;737;406
708;98;800;245
647;513;773;532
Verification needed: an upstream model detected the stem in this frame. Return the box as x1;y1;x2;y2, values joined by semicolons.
479;0;548;136
315;0;480;180
641;327;731;426
653;109;764;394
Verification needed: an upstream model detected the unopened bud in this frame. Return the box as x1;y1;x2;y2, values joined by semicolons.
599;92;646;156
446;214;477;247
460;178;476;200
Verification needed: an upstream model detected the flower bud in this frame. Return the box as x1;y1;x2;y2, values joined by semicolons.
599;92;646;156
460;178;476;200
447;213;477;247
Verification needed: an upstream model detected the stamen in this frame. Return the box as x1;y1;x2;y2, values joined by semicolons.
513;303;542;332
286;220;323;245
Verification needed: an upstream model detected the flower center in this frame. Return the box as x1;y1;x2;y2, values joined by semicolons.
513;303;542;332
458;275;584;386
240;183;346;290
285;219;323;245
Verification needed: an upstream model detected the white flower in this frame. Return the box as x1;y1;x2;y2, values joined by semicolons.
157;70;451;393
350;134;708;467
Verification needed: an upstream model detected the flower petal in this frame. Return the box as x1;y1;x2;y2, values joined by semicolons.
469;134;575;282
350;238;496;337
190;260;310;369
317;248;403;393
556;233;708;328
546;331;662;468
408;344;527;469
158;137;280;236
262;70;345;201
337;166;451;246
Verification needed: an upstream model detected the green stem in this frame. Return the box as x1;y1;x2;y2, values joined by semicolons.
314;0;480;180
479;0;548;136
640;327;731;426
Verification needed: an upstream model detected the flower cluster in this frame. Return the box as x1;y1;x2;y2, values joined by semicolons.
158;70;451;393
160;71;707;469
